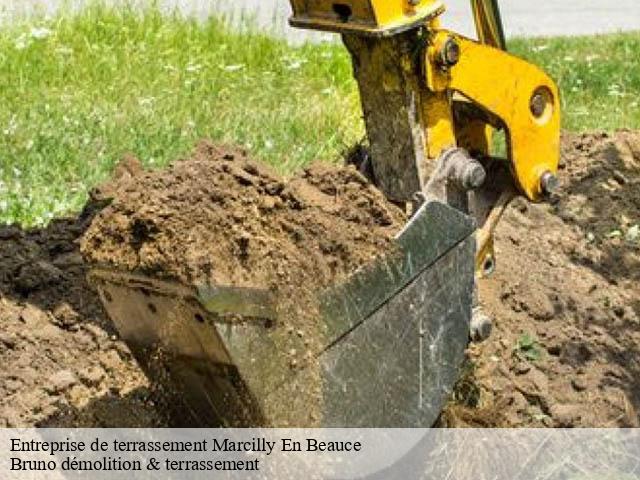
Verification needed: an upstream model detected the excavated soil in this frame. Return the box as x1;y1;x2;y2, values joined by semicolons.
81;141;406;426
0;203;169;427
443;130;640;427
1;131;638;427
0;141;405;427
81;141;404;293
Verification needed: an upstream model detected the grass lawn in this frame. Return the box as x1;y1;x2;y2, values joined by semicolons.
1;4;639;226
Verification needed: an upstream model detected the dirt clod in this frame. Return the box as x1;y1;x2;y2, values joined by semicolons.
79;366;107;387
52;303;81;330
571;376;588;392
79;141;406;426
46;370;78;394
0;333;16;350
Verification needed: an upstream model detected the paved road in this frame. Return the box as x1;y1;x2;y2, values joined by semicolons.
1;0;639;42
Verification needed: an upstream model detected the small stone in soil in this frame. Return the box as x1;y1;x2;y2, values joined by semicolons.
52;303;80;329
79;366;107;387
612;170;627;185
46;370;78;394
0;333;17;349
571;377;588;392
514;362;532;375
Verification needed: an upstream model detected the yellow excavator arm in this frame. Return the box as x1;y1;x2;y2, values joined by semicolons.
289;0;561;274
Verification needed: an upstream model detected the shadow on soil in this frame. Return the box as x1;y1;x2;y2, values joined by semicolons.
0;201;113;332
555;133;640;424
556;137;640;287
0;202;186;427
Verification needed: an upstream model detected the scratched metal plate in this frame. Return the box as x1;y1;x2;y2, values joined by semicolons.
320;238;474;426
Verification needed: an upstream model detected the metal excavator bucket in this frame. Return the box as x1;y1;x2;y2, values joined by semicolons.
89;201;475;427
90;0;561;428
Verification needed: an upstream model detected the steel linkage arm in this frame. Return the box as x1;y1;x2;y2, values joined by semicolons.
425;30;561;201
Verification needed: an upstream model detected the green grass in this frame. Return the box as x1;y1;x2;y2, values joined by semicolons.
0;5;361;226
0;5;638;226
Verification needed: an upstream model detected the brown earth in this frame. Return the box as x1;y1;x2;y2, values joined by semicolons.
0;203;169;427
81;141;404;292
81;142;407;427
443;130;640;427
0;141;406;427
1;131;638;427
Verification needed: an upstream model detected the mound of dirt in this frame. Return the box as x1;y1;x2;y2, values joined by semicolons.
81;141;405;294
79;141;409;427
443;130;640;427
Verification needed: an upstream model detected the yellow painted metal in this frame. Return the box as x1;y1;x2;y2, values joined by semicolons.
475;235;494;277
289;0;445;36
455;119;493;156
289;1;560;270
470;0;506;50
426;31;561;201
466;0;505;160
421;19;457;159
474;189;515;277
423;93;456;159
